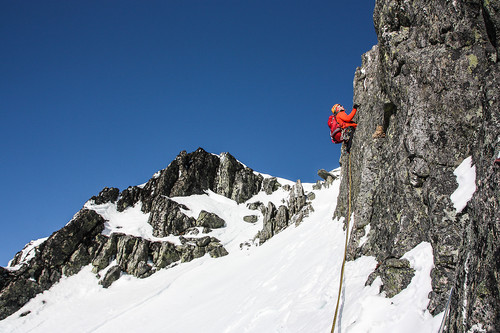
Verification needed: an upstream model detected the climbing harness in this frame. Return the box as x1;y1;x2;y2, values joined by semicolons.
438;287;454;333
331;153;352;333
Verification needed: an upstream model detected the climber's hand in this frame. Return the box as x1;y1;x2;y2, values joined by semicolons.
353;104;360;109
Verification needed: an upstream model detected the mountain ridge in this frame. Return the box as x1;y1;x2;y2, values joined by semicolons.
0;148;318;320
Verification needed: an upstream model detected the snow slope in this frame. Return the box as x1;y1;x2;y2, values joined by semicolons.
0;173;444;332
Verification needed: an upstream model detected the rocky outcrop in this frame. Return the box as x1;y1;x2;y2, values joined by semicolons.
256;180;313;244
140;149;265;212
365;258;415;298
148;196;196;237
117;186;142;212
0;209;105;319
196;211;226;229
0;149;281;320
99;265;122;288
90;187;120;205
335;0;499;331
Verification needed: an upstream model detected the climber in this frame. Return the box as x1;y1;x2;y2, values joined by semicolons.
328;103;359;153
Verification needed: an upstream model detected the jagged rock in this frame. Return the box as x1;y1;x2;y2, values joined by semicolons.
207;242;229;258
178;244;195;263
262;177;281;195
365;258;415;298
288;180;307;216
196;211;226;229
0;278;43;320
170;149;221;197
258;202;290;244
335;0;500;328
150;241;180;268
231;168;264;204
317;169;338;185
214;152;241;198
117;186;142;212
140;149;264;212
90;187;120;205
91;234;119;273
243;215;259;223
41;209;105;268
247;201;265;213
116;235;152;278
148;196;196;237
99;265;122;288
184;227;200;236
0;267;10;290
62;244;91;276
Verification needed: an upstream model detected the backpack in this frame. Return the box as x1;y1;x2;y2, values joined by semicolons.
328;114;343;143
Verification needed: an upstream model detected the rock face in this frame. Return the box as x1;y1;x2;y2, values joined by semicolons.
0;209;105;319
256;180;313;244
334;0;499;331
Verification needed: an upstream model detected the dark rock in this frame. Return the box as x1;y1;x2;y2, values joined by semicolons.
335;0;500;329
90;187;120;205
196;211;226;229
247;201;265;213
214;152;241;198
195;236;212;248
0;278;43;320
243;215;259;223
288;180;307;216
0;267;11;290
117;186;142;212
41;209;105;268
170;149;221;197
231;168;264;204
92;234;119;273
207;242;229;258
258;202;290;244
366;258;415;298
19;310;31;317
317;169;338;185
99;265;122;288
262;177;281;195
116;235;152;278
62;244;91;276
150;241;180;268
148;196;196;237
184;227;200;236
140;149;264;212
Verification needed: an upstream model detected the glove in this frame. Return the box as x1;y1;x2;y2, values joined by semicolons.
353;104;360;109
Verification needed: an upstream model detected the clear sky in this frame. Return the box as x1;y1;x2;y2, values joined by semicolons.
0;0;377;266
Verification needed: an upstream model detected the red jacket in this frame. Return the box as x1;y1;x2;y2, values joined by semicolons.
336;107;358;129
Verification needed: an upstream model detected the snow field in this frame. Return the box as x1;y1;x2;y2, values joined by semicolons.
1;173;444;332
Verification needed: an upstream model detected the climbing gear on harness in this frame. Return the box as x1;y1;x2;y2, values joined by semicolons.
331;153;352;333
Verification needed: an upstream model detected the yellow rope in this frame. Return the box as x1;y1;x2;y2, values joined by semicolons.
331;153;352;333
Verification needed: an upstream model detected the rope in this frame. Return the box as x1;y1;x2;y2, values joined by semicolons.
438;287;454;333
331;153;352;333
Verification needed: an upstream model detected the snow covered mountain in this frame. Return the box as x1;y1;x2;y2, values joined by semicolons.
0;149;444;332
2;0;499;331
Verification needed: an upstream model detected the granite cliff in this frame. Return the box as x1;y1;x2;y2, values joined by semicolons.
334;0;499;331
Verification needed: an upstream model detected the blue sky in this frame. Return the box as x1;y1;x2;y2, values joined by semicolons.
0;0;377;265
